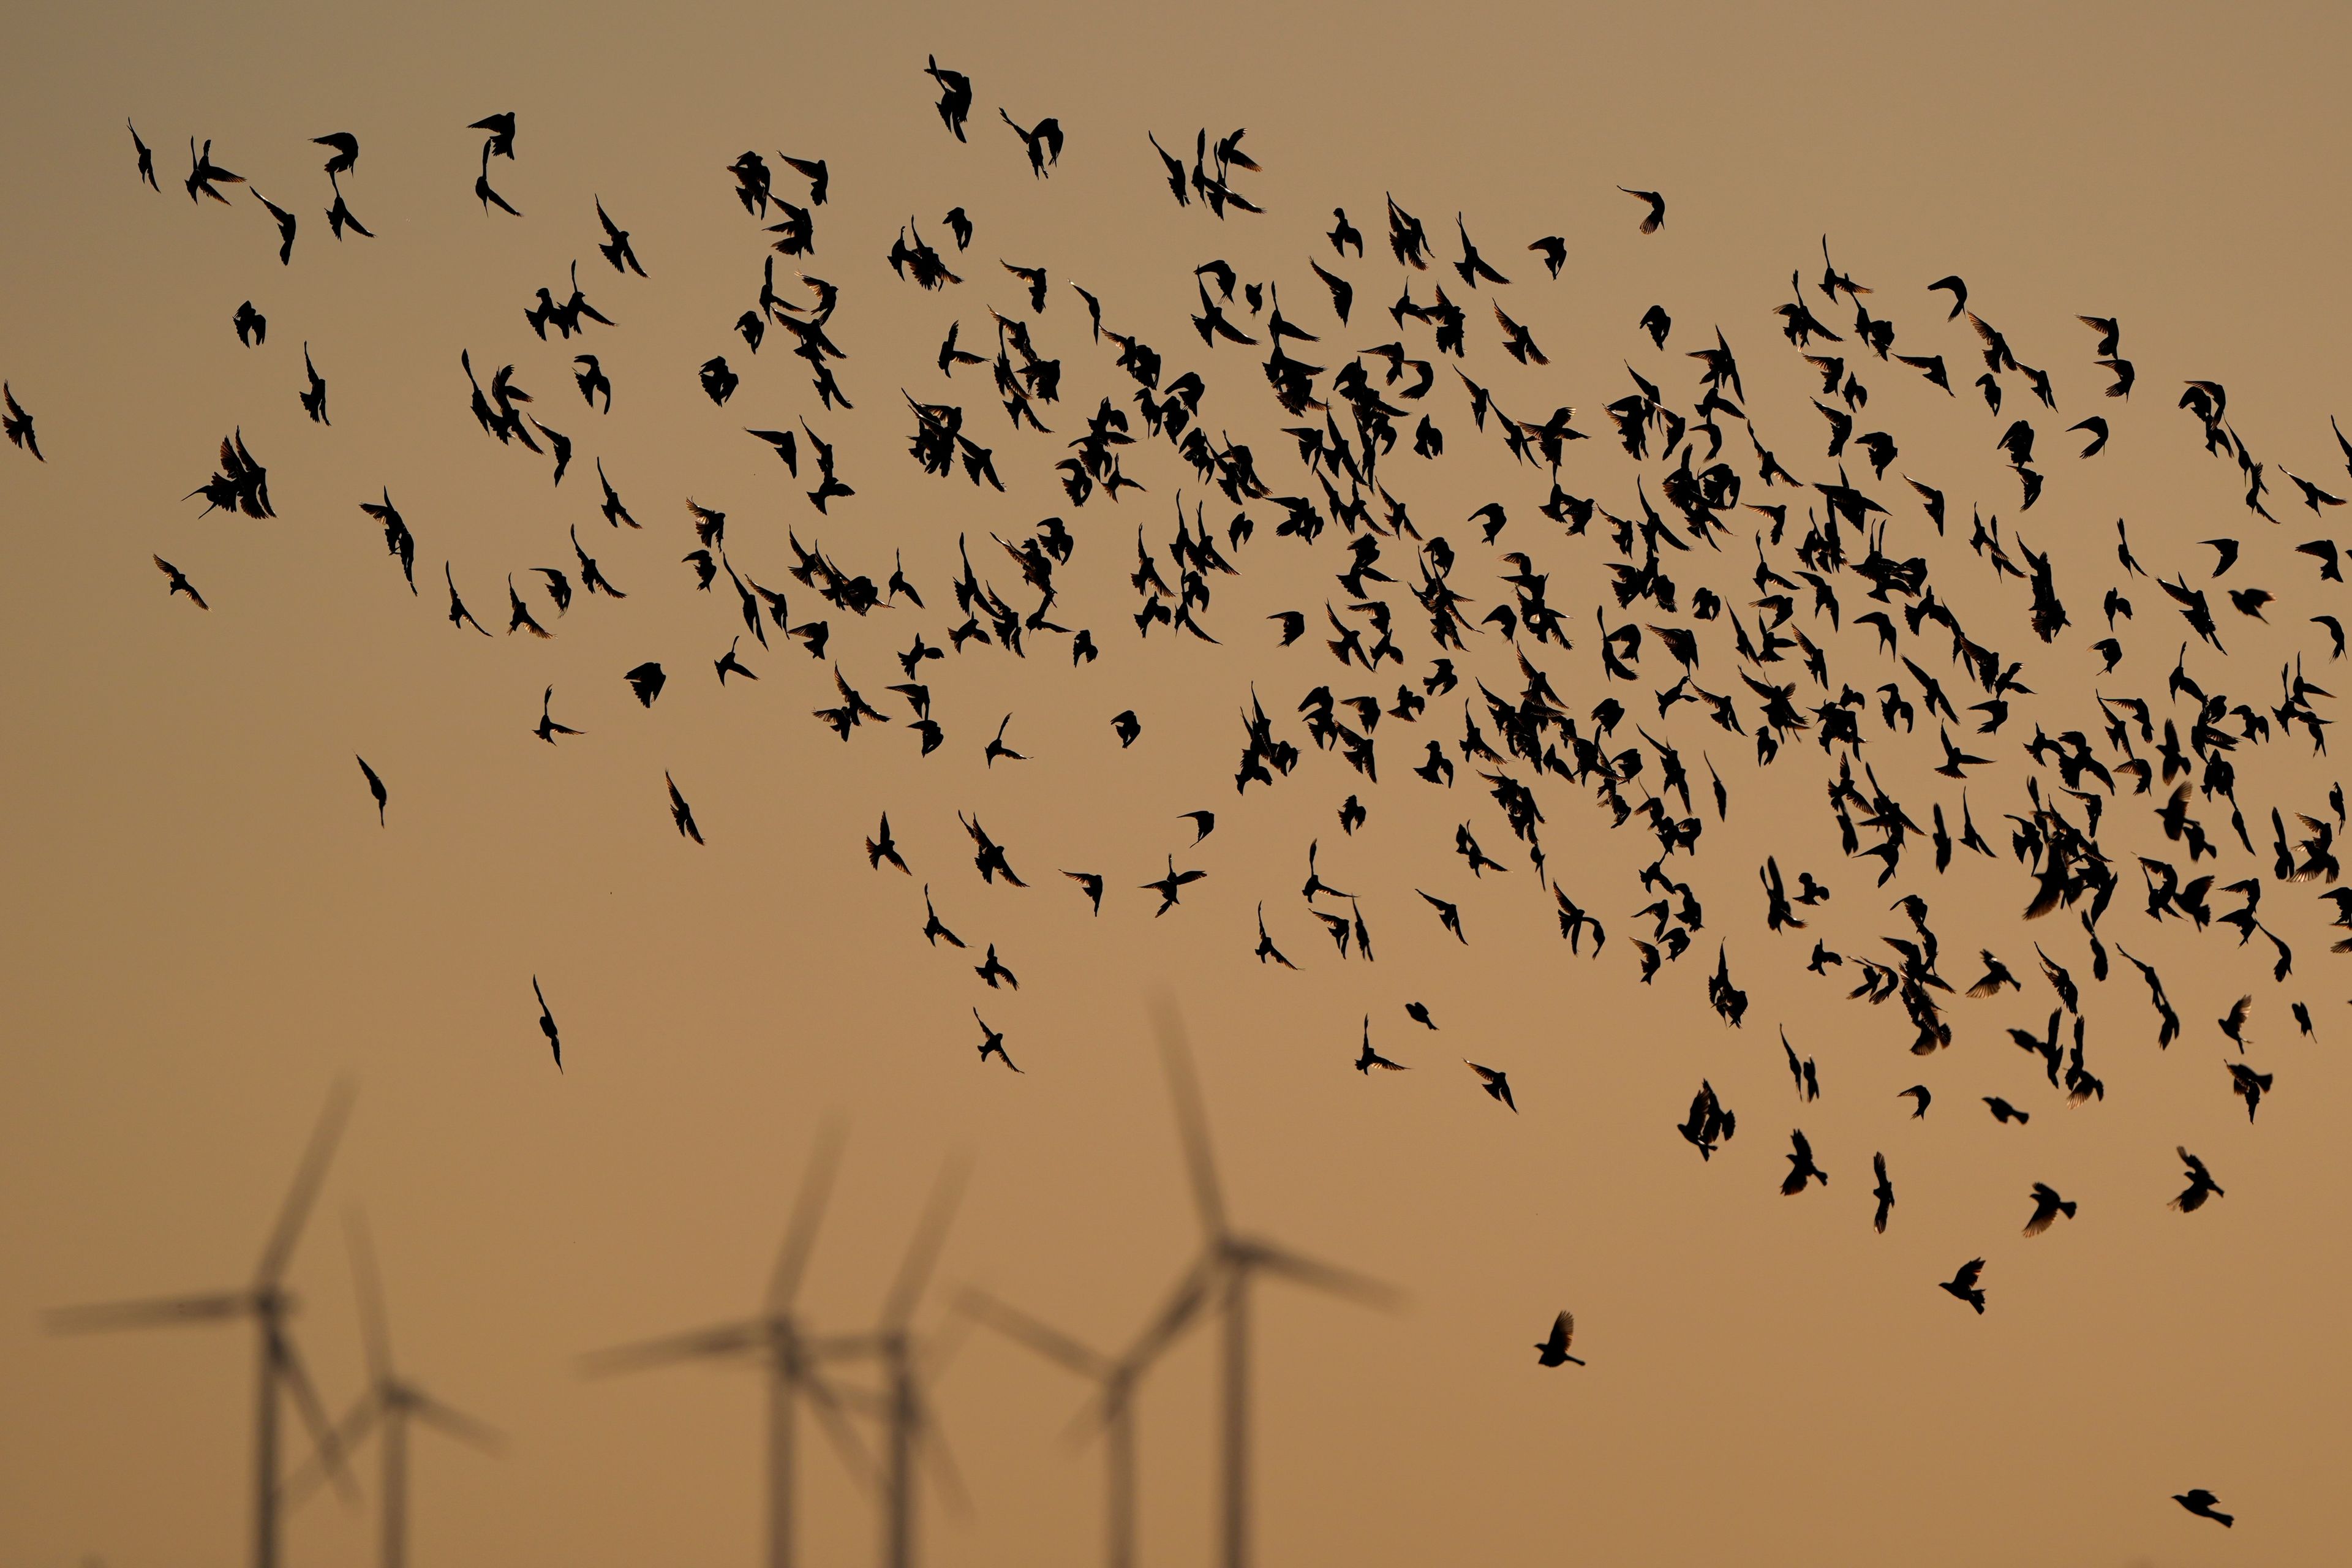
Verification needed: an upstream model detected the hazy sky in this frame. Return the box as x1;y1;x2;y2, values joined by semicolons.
4;4;2350;1566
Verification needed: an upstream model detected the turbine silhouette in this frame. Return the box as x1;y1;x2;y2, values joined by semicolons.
47;1080;360;1568
582;1122;870;1568
284;1209;500;1567
1144;999;1397;1568
815;1156;974;1568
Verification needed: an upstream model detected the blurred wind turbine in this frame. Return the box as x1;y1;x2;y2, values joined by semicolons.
1144;998;1398;1568
958;1287;1160;1568
47;1080;361;1568
581;1122;870;1568
815;1156;975;1568
284;1210;500;1567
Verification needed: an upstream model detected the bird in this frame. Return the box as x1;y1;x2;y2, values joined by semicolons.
2;383;40;460
924;56;973;141
1354;1018;1404;1074
665;772;703;844
2022;1183;2077;1237
866;813;910;874
1896;1085;1931;1118
153;556;208;609
974;944;1018;990
251;189;297;264
1985;1097;2030;1125
973;1009;1020;1072
1871;1153;1894;1233
1465;1061;1515;1112
1111;710;1142;747
1065;871;1105;914
1534;1311;1584;1367
983;715;1027;766
624;662;666;707
1781;1129;1826;1193
1616;186;1665;234
2173;1490;2233;1528
355;756;387;826
1178;810;1216;845
533;687;581;744
1142;855;1207;915
1000;109;1064;176
596;198;646;276
532;976;562;1072
1938;1258;1986;1314
2226;1061;2274;1121
129;119;158;189
2171;1147;2224;1212
921;886;965;949
298;345;330;424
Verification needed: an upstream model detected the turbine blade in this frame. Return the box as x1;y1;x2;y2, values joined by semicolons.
882;1155;971;1330
278;1333;361;1505
799;1365;877;1490
768;1119;847;1313
345;1208;392;1382
412;1392;504;1453
46;1291;251;1332
578;1320;764;1374
255;1079;357;1287
1240;1240;1400;1308
911;1388;973;1520
1152;997;1228;1241
285;1395;382;1508
958;1287;1110;1379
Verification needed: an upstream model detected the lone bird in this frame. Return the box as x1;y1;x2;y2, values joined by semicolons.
1355;1017;1405;1074
355;756;387;826
1871;1153;1894;1233
2170;1147;2224;1212
1617;185;1665;234
2173;1490;2233;1528
154;555;208;609
665;772;703;844
1939;1257;1987;1313
1781;1129;1827;1193
2022;1182;2077;1237
1465;1061;1516;1111
532;976;561;1072
973;1009;1020;1072
1534;1310;1584;1367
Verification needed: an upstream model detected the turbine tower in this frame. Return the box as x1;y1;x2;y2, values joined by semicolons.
1144;1001;1396;1568
582;1123;869;1568
959;1287;1167;1568
286;1210;500;1567
48;1080;360;1568
815;1156;973;1568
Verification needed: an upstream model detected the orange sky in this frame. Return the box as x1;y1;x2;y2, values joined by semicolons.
4;4;2350;1566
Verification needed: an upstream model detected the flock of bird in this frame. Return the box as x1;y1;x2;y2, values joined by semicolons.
32;60;2352;1547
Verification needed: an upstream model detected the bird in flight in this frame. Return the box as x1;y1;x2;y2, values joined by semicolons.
665;772;703;844
1355;1017;1404;1074
2022;1182;2076;1237
355;756;387;826
1465;1061;1515;1112
1871;1153;1894;1234
532;976;562;1072
1938;1257;1986;1314
1617;186;1665;234
973;1009;1020;1072
153;556;208;609
2;383;39;460
2173;1489;2233;1528
1534;1310;1584;1366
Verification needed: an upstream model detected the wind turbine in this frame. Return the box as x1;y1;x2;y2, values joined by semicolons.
285;1210;500;1567
47;1080;361;1568
1142;1001;1397;1568
582;1123;870;1568
958;1287;1161;1568
814;1156;974;1568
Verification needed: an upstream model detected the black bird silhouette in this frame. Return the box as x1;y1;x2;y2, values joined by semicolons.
2170;1147;2223;1212
2;383;40;460
473;143;521;216
1000;109;1063;176
185;137;244;203
922;885;965;949
1896;1085;1931;1118
1617;186;1665;234
1985;1097;2030;1126
595;197;646;276
1466;1061;1515;1111
974;944;1018;990
153;555;208;609
355;756;387;825
1142;854;1207;915
129;119;158;190
1939;1258;1986;1314
2173;1490;2233;1528
1111;710;1142;747
665;772;703;844
924;56;973;141
1534;1311;1583;1367
866;813;910;874
443;564;489;636
2226;1061;2273;1121
973;1009;1020;1072
1355;1017;1404;1074
252;189;296;265
298;345;330;424
1781;1129;1826;1193
233;300;267;347
2023;1183;2078;1237
532;976;561;1072
1066;871;1106;915
533;686;581;744
1871;1153;1894;1233
470;111;516;159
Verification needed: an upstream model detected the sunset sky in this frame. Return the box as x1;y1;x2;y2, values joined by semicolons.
4;4;2349;1566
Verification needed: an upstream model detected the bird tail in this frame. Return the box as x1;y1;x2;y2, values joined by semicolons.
2059;1200;2078;1219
